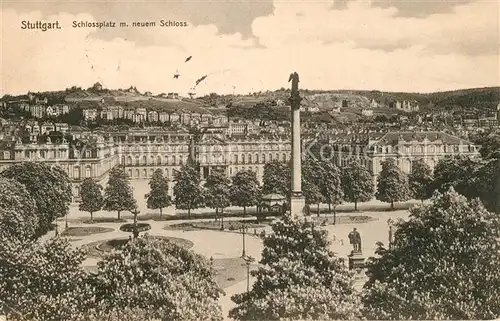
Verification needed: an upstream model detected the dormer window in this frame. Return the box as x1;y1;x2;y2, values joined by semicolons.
85;150;91;158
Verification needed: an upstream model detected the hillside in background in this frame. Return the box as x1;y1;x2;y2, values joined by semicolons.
345;87;500;112
2;86;498;117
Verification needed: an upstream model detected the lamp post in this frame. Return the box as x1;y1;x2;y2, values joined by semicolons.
65;211;69;229
243;255;255;293
387;218;394;249
240;224;248;258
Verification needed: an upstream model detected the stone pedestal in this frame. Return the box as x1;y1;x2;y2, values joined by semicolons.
289;193;306;218
348;251;366;271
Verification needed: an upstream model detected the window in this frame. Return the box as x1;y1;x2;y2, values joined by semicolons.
85;150;91;158
157;155;162;165
73;167;80;179
85;166;91;178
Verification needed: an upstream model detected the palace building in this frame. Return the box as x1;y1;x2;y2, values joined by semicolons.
0;128;479;201
310;130;480;185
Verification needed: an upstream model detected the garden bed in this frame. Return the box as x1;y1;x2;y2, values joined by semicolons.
137;211;255;222
164;219;270;232
212;257;257;289
81;236;194;259
119;223;151;232
61;226;114;237
82;217;128;224
310;215;377;225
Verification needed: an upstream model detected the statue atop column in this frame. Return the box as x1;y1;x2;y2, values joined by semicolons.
288;72;302;110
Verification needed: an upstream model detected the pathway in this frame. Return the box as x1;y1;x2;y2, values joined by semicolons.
40;203;410;320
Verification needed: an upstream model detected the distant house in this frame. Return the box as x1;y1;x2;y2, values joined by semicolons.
147;110;159;122
92;82;103;91
395;100;419;112
83;108;98;121
275;99;285;106
158;111;169;123
167;93;179;99
361;108;373;117
169;113;180;123
35;97;48;105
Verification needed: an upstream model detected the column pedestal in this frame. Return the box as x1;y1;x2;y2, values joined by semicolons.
289;192;306;218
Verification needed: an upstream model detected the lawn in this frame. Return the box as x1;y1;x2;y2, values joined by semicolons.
61;226;114;237
164;220;269;232
309;215;377;225
212;257;257;289
81;236;194;259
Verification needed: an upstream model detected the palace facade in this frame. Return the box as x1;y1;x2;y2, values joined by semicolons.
0;128;480;201
310;131;480;184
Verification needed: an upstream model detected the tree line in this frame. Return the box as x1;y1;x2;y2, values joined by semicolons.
1;154;499;320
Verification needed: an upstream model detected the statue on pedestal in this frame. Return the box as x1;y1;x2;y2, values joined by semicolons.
348;227;362;253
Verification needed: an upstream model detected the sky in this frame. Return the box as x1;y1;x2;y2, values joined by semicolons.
1;0;499;96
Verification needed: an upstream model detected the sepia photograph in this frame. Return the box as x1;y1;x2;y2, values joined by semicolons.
0;0;499;320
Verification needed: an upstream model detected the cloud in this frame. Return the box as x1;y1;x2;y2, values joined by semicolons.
2;0;275;40
253;1;499;56
1;1;499;97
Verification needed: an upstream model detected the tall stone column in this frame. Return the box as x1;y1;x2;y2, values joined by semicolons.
288;72;306;218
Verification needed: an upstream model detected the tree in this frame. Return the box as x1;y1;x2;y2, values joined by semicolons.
173;162;204;217
471;131;500;159
231;170;260;215
376;158;411;210
319;160;343;223
408;158;433;202
230;217;361;320
0;178;38;240
145;169;172;219
0;237;94;321
92;235;224;321
1;162;72;236
432;155;483;199
262;160;290;196
79;178;103;222
476;157;500;213
103;166;137;220
302;156;324;216
363;189;500;319
205;168;231;228
341;160;375;211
